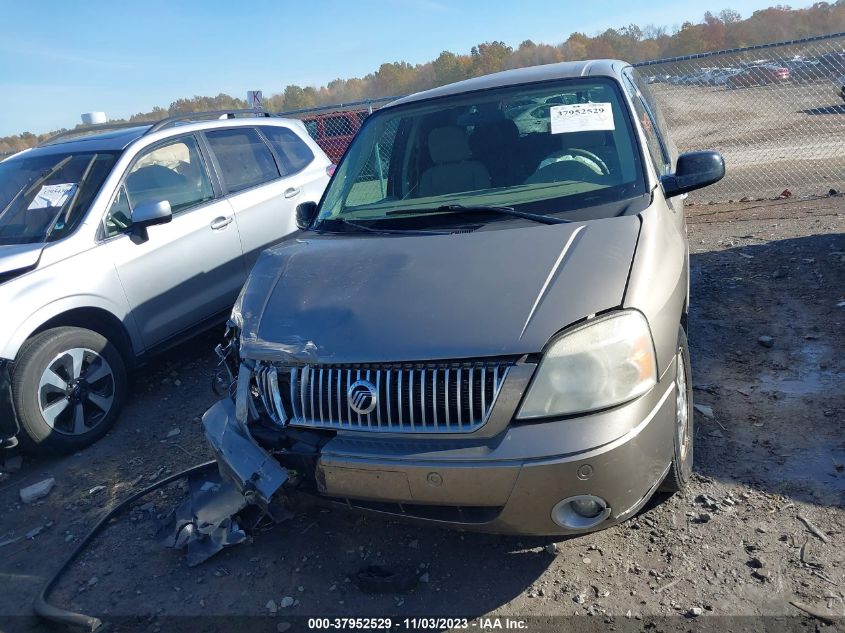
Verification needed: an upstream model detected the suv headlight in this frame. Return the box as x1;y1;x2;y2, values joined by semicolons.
517;311;657;419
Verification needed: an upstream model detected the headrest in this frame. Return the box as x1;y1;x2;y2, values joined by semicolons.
428;126;472;164
470;119;520;154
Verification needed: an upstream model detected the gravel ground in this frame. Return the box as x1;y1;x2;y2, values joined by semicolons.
0;197;843;633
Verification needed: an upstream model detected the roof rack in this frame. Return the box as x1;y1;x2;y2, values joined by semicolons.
40;121;152;147
40;109;275;147
145;109;274;135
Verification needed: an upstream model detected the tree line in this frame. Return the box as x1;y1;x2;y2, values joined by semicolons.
2;2;844;154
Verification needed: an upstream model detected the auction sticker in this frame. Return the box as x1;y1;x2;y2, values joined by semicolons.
550;102;614;134
27;183;77;210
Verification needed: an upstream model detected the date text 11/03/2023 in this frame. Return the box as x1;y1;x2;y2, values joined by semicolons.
307;617;530;630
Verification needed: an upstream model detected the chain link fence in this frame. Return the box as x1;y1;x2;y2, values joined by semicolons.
282;34;845;203
635;32;845;202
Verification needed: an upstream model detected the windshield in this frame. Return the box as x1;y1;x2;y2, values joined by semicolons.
0;150;119;245
317;77;647;227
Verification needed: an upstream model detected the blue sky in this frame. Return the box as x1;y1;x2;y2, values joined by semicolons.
0;0;794;136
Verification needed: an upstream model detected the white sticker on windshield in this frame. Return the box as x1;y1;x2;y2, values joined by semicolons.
27;183;77;210
550;103;615;134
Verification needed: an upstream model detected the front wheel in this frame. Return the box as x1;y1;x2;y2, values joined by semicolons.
12;327;127;455
660;327;693;493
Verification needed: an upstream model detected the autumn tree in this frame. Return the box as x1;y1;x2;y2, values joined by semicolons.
5;2;845;150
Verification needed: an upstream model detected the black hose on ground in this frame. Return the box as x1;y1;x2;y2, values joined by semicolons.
33;460;218;632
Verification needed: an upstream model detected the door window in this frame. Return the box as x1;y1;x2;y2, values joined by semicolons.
104;135;213;237
622;73;669;175
260;126;315;176
205;128;281;193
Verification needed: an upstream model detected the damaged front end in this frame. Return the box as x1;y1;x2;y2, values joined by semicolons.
162;321;328;566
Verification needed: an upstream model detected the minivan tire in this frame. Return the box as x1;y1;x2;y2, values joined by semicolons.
660;327;693;493
12;327;127;455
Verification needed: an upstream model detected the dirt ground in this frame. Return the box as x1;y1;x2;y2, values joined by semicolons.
0;197;843;633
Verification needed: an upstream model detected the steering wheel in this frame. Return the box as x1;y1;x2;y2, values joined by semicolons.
558;148;610;175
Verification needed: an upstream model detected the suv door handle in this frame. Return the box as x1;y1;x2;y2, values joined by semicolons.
284;187;301;199
210;216;234;230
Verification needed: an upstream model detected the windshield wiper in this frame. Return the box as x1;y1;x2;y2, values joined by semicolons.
386;204;572;225
319;217;451;236
0;156;73;222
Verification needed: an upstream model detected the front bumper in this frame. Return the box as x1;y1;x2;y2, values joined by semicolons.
203;365;677;536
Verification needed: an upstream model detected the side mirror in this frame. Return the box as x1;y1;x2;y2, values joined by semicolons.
660;151;725;198
295;201;318;230
131;200;172;242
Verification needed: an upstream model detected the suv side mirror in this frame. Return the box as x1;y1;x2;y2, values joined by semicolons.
131;200;172;242
660;151;725;198
296;201;318;230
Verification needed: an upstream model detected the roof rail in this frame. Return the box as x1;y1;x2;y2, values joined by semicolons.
145;109;274;135
40;121;152;147
40;109;275;147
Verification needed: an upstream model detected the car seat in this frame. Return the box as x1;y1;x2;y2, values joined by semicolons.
469;119;525;187
418;126;491;197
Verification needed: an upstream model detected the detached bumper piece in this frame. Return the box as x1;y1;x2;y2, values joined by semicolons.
159;399;291;567
157;469;251;567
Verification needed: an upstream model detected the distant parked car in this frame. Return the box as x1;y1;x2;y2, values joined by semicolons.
713;68;743;86
783;59;824;83
0;111;331;453
727;65;790;88
302;109;369;163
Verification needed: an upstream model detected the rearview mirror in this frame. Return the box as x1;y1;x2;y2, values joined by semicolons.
660;151;725;198
131;200;172;242
296;201;318;230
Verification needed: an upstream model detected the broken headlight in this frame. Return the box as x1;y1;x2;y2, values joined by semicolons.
517;311;657;419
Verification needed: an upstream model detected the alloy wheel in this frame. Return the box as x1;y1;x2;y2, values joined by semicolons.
37;348;116;436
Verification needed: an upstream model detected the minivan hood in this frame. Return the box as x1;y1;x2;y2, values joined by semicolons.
0;243;43;276
239;216;641;364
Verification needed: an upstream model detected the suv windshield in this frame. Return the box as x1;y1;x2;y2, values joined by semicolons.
317;77;647;227
0;150;119;245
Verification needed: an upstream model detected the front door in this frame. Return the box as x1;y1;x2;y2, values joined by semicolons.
101;134;246;349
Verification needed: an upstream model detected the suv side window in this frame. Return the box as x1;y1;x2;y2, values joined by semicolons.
621;72;669;176
260;126;315;175
104;135;213;237
205;128;280;193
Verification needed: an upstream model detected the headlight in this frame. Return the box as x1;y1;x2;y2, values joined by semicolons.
517;311;657;419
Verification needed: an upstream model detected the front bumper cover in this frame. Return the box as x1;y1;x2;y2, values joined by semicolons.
203;362;677;536
202;398;288;508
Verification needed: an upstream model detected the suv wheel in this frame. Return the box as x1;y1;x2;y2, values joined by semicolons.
660;327;693;493
12;327;127;455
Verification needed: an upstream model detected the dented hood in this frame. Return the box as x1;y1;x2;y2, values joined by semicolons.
238;216;641;364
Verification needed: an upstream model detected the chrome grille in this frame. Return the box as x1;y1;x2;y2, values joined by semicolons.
255;360;514;433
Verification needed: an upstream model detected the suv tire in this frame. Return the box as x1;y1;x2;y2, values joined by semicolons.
660;327;693;493
12;327;127;455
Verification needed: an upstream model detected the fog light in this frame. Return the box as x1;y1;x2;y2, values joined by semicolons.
551;495;611;530
571;498;603;518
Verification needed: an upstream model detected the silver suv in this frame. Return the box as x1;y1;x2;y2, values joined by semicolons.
0;111;331;453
